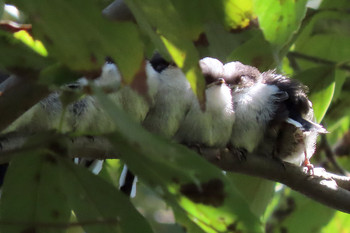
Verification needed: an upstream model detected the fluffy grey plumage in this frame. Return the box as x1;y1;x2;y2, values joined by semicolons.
117;61;160;123
174;57;235;147
258;71;327;166
74;58;160;133
143;54;193;138
224;61;287;153
224;61;327;166
73;60;123;133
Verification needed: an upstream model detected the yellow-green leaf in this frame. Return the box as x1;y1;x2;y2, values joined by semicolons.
10;0;143;82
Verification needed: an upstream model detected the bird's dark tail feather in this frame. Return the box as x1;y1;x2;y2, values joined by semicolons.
286;117;328;134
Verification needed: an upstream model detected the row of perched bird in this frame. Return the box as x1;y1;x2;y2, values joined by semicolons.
3;54;327;169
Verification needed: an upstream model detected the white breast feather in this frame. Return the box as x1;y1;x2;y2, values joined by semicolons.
175;84;234;147
231;82;280;152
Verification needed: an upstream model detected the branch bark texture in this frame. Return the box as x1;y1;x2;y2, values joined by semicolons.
1;134;350;213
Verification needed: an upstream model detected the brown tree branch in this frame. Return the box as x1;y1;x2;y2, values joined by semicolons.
202;148;350;213
319;134;349;175
0;133;115;164
2;134;350;213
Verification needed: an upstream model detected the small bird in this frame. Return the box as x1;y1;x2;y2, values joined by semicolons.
75;57;161;133
174;57;235;148
117;60;160;124
4;57;124;134
223;61;287;154
115;57;161;198
143;53;193;139
73;57;123;133
224;61;327;168
258;71;327;168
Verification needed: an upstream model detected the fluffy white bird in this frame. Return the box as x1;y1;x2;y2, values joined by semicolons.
2;58;123;134
224;61;286;153
72;58;123;133
257;71;327;167
224;61;327;167
75;57;161;133
174;57;235;148
143;53;193;139
117;60;160;123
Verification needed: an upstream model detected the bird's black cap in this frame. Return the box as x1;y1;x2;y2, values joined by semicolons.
149;53;172;73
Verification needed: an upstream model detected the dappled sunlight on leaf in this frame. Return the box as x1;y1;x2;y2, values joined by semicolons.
254;0;308;56
13;30;47;56
10;0;143;82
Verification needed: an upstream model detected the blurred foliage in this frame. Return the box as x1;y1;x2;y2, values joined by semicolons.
0;0;350;233
266;187;336;233
93;86;263;232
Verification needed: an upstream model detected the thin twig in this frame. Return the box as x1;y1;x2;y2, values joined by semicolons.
320;134;348;176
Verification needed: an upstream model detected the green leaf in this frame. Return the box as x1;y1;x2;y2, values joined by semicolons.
0;30;52;75
98;159;124;188
321;210;350;232
320;0;350;9
203;23;253;62
0;1;4;19
161;35;205;101
294;15;350;99
253;0;308;54
223;0;254;29
39;63;81;86
227;173;276;221
293;12;350;98
58;157;154;233
268;188;335;233
326;115;350;146
336;157;350;174
10;0;143;82
0;151;70;233
13;30;48;56
125;0;205;101
293;66;335;123
228;32;275;70
126;0;254;101
296;35;350;66
93;86;263;233
325;91;350;144
296;10;350;48
170;0;254;38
